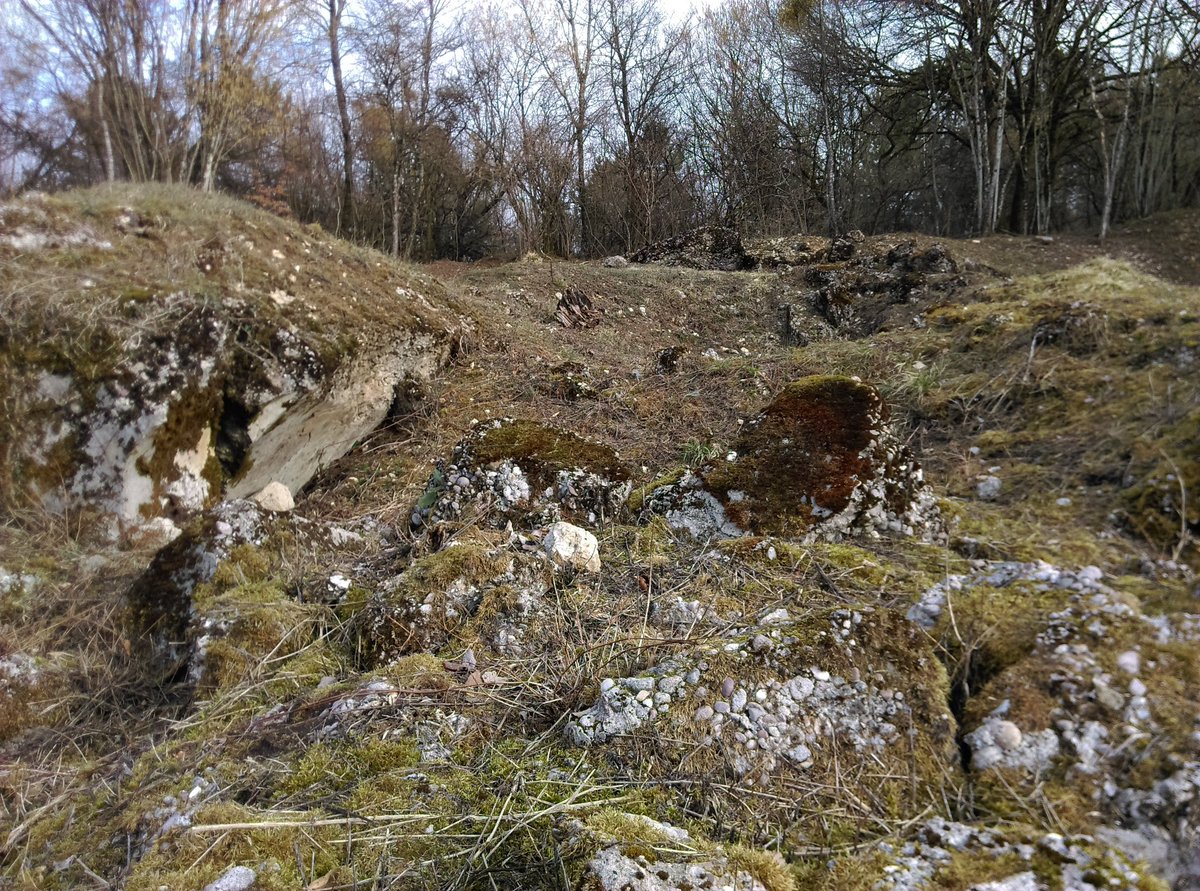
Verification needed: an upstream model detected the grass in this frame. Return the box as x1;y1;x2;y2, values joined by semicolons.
3;190;1200;888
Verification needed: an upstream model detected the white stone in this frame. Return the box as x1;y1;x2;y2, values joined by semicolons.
972;873;1039;891
976;475;1002;501
251;480;295;512
992;720;1023;751
1117;650;1140;674
543;522;601;573
202;866;257;891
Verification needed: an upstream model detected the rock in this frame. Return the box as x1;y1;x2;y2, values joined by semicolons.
970;872;1040;891
803;239;961;337
543;522;601;573
602;255;629;268
124;516;183;547
414;419;631;531
647;376;941;540
353;543;544;667
202;865;257;891
251;480;294;512
976;476;1003;501
1093;679;1125;711
124;499;265;666
0;188;465;536
585;845;769;891
966;714;1059;772
629;226;753;272
992;720;1023;751
824;237;856;262
887;240;958;274
1117;650;1141;674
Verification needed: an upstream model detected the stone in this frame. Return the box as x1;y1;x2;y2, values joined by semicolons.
992;720;1022;751
1117;650;1141;674
966;714;1059;772
602;255;629;268
629;226;753;272
543;522;601;573
1094;680;1125;711
585;845;769;891
251;480;294;512
647;376;941;541
202;865;257;891
977;475;1003;501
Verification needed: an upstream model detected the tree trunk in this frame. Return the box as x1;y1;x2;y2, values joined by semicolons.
328;0;354;234
97;78;116;183
392;165;401;257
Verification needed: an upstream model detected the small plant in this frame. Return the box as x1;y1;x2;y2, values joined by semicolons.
681;438;721;468
885;358;947;404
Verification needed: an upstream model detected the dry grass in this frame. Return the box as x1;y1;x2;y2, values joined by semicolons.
4;194;1199;888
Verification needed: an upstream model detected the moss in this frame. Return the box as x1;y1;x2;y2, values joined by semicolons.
931;849;1032;890
471;419;630;492
701;375;891;536
1122;409;1199;560
282;737;421;801
123;801;342;891
935;580;1070;704
727;845;798;891
789;851;887;891
352;541;513;667
196;579;321;691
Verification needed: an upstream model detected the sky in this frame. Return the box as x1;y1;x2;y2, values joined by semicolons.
659;0;715;22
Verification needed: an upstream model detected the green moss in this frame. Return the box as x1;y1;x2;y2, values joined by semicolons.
931;849;1032;890
195;579;321;691
123;801;342;891
352;540;512;667
471;419;630;492
282;737;421;801
727;845;798;891
935;580;1069;701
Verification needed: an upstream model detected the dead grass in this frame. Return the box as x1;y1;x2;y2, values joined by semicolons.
4;193;1199;888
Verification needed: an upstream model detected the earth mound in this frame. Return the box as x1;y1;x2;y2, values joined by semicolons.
647;375;940;541
0;185;468;541
629;226;754;272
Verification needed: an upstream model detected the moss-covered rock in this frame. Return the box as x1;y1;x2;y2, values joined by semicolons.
351;537;540;667
411;418;632;532
647;376;940;541
564;605;958;842
0;185;467;539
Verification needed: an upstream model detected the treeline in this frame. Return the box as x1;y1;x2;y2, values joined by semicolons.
2;0;1198;259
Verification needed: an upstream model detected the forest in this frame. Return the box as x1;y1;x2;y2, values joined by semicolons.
2;0;1198;260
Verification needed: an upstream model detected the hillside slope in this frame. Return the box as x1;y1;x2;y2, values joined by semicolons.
0;185;470;541
2;197;1199;891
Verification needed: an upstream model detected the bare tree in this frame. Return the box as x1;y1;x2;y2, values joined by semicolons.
521;0;599;255
322;0;355;233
